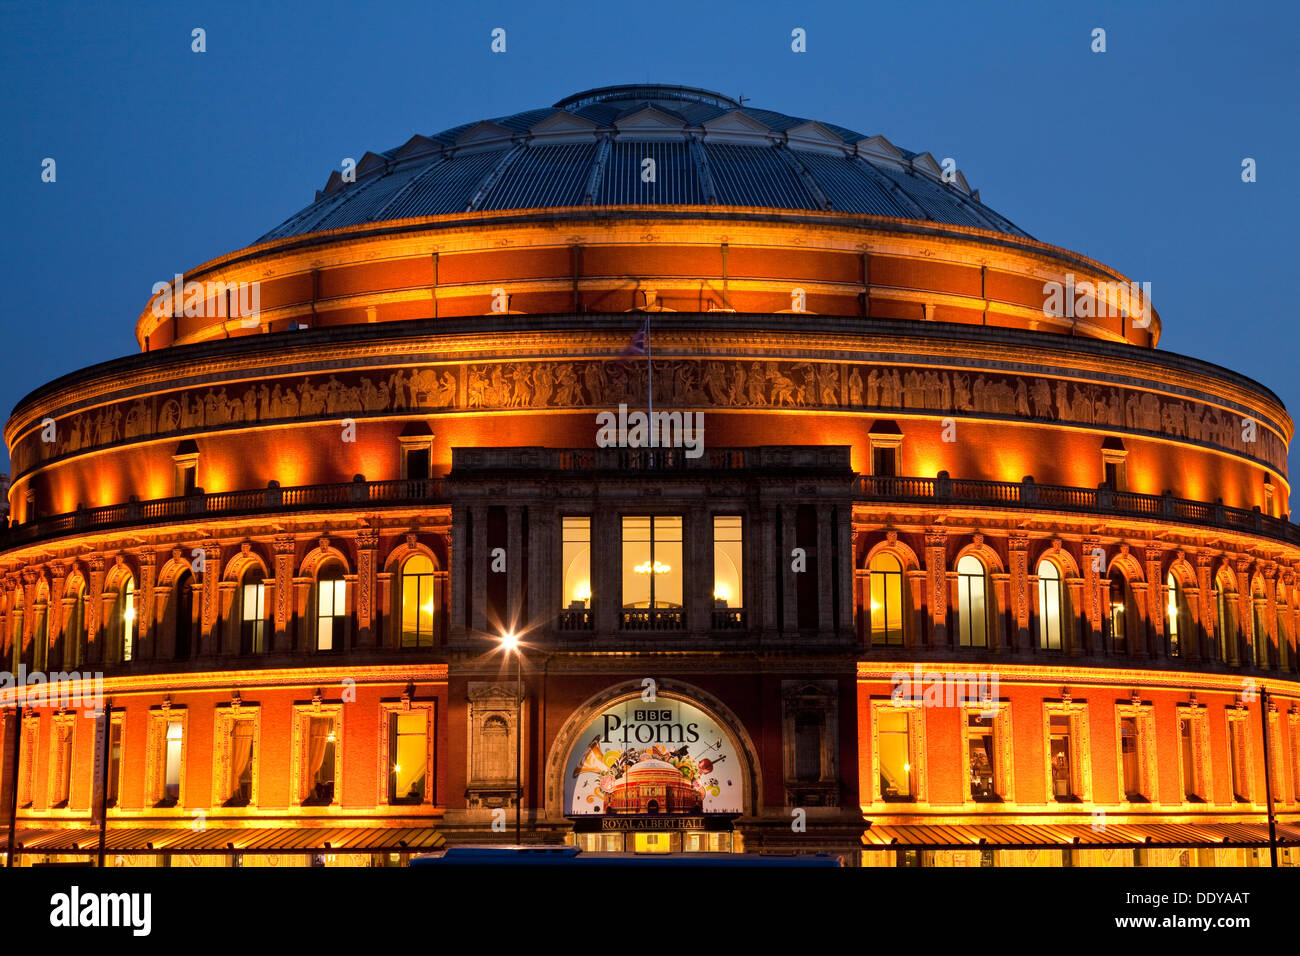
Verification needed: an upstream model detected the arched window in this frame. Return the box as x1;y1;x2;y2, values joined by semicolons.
956;554;988;648
869;552;905;646
173;569;193;661
108;577;137;664
316;561;347;652
400;554;437;649
240;568;267;655
1107;568;1131;654
1166;571;1188;659
1036;559;1064;651
1216;578;1237;664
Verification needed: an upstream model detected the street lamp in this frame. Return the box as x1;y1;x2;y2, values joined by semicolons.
498;630;522;844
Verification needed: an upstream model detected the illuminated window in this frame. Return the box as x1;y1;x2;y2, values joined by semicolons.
316;562;347;652
956;554;988;648
303;716;338;805
1120;716;1142;801
1049;715;1074;800
878;709;912;801
869;552;905;646
400;554;437;649
1166;572;1185;658
621;516;684;627
1036;559;1063;650
240;571;267;655
388;712;427;805
226;719;255;807
161;719;183;806
1179;715;1202;802
633;833;672;854
562;517;592;610
967;713;998;801
712;516;743;609
106;719;123;808
109;577;137;664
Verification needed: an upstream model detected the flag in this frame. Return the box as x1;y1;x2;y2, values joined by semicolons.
618;319;649;368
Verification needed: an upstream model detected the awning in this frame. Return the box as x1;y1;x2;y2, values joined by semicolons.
862;822;1300;850
4;825;445;856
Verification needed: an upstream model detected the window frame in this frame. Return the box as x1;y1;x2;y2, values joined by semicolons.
955;554;989;649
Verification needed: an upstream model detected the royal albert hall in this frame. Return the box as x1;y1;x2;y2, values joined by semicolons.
3;84;1300;867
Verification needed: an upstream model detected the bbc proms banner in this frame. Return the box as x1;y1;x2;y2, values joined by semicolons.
565;698;743;815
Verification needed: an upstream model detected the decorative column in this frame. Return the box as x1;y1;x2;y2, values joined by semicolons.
1263;565;1279;670
87;557;106;665
506;505;524;632
1234;558;1252;666
1081;536;1103;656
851;529;867;645
595;509;619;635
924;530;948;648
49;563;67;665
781;507;798;633
200;540;221;657
816;506;834;634
1145;546;1165;660
449;505;468;643
471;505;489;634
355;526;379;647
527;509;553;637
273;536;296;654
1196;553;1217;663
138;551;157;661
759;507;780;636
1008;534;1031;654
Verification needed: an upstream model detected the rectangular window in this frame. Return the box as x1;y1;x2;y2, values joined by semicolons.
405;447;430;481
872;446;897;478
317;579;346;651
878;710;912;801
1120;716;1142;801
226;718;255;806
621;516;684;629
241;582;266;655
106;721;123;807
1180;716;1200;801
794;712;822;782
1049;715;1073;800
712;516;744;629
1229;720;1249;802
53;727;73;807
967;713;998;801
162;719;184;806
389;712;427;805
561;516;592;616
304;717;337;805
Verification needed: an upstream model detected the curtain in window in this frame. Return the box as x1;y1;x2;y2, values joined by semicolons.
307;718;331;785
229;724;254;798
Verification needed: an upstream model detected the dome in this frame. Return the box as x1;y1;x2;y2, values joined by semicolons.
256;84;1027;243
604;758;703;815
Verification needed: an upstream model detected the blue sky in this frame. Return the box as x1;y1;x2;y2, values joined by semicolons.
1;0;1296;475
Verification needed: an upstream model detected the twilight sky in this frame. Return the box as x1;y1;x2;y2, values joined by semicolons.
1;0;1296;476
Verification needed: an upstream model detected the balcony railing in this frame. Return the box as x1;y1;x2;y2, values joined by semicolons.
857;473;1298;546
2;476;447;548
711;608;746;630
619;608;687;631
557;608;594;631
